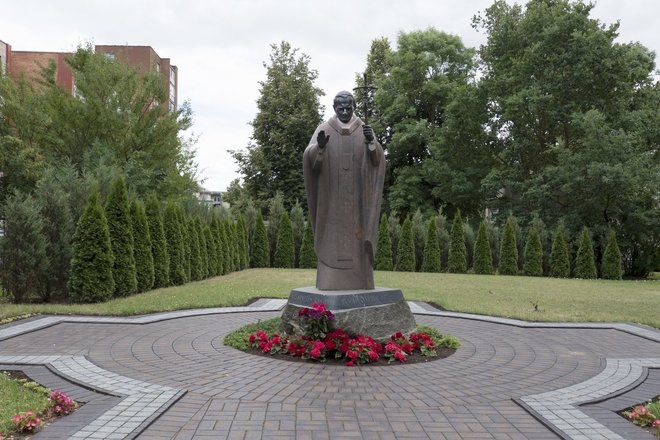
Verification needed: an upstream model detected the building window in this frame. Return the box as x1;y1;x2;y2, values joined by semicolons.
104;52;116;61
154;61;161;72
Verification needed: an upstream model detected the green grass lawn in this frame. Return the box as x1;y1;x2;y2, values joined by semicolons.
0;372;51;437
1;268;659;327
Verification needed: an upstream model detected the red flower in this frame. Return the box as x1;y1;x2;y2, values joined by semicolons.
346;361;355;367
368;350;379;361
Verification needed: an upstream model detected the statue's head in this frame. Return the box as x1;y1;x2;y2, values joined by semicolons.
333;91;355;123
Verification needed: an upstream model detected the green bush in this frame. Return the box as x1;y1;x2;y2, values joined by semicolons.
412;209;427;271
396;217;415;272
602;229;623;280
219;220;232;274
375;213;393;271
163;202;186;285
498;217;519;275
473;221;494;275
188;219;202;281
210;215;225;275
290;201;305;267
523;226;543;277
130;199;155;292
176;206;191;282
196;218;210;278
68;191;114;303
145;194;169;288
447;210;467;273
550;223;570;278
274;212;295;268
575;227;597;279
204;223;218;277
236;214;249;270
104;176;137;296
250;212;270;268
421;217;441;272
299;221;317;269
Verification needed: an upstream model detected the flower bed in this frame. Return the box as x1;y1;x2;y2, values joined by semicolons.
621;398;660;438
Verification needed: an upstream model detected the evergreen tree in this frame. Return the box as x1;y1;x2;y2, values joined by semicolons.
163;202;186;285
197;218;210;278
220;220;232;274
447;210;467;273
396;216;415;272
575;227;597;279
412;209;427;271
243;199;258;266
388;211;401;266
436;213;451;270
130;199;155;292
145;194;169;288
375;213;394;271
177;206;191;282
250;212;270;268
523;226;543;277
290;201;305;267
229;221;240;272
188;219;203;281
499;217;519;275
68;191;114;303
236;214;249;270
267;192;286;266
463;222;476;270
421;217;441;272
203;223;216;277
274;212;295;268
550;223;571;278
602;229;623;280
299;221;317;269
104;176;137;296
473;221;494;275
210;215;225;275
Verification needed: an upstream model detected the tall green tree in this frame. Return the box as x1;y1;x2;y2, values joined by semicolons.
412;209;427;272
163;202;186;285
267;192;286;267
523;226;543;277
550;222;571;278
574;227;597;279
602;229;623;280
203;223;217;278
177;206;191;282
290;201;305;268
299;221;317;269
473;221;494;275
421;217;441;273
236;214;249;270
375;213;394;271
210;214;225;275
231;41;324;208
388;211;402;266
274;212;295;268
396;217;416;272
145;194;169;287
250;212;270;268
499;217;519;275
447;211;467;273
104;176;137;296
130;199;155;292
67;191;114;303
188;218;203;281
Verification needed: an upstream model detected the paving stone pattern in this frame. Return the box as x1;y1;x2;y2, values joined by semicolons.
0;299;658;439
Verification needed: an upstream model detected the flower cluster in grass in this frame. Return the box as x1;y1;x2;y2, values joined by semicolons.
247;302;459;366
622;399;660;435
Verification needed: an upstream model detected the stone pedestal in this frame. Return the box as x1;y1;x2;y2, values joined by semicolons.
281;287;416;343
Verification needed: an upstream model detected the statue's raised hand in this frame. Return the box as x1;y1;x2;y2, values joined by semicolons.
317;130;330;150
363;125;375;143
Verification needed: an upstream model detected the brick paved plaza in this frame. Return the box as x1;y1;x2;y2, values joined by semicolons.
0;299;659;439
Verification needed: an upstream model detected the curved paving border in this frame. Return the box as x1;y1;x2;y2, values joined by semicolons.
0;299;658;440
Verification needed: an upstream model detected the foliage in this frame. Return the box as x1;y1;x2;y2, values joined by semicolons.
68;191;114;303
499;217;519;275
223;317;281;351
163;202;186;285
176;205;191;282
0;192;49;303
145;194;169;288
463;222;475;270
354;37;392;142
298;221;317;269
274;212;295;268
550;222;571;278
523;226;544;277
421;217;441;272
290;201;305;268
602;229;623;280
575;227;597;279
447;210;467;273
130;199;155;292
188;219;202;281
250;212;270;268
412;209;427;271
396;217;416;272
375;213;394;271
204;223;218;277
473;221;494;275
210;215;225;275
622;401;660;433
388;211;402;266
104;176;137;296
232;41;324;208
298;302;335;340
267;192;286;267
236;214;249;270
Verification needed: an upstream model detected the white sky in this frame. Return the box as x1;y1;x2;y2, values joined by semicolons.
3;0;658;192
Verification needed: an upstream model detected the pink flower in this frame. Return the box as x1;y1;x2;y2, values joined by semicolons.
652;419;660;428
346;361;355;367
310;348;321;359
368;350;379;361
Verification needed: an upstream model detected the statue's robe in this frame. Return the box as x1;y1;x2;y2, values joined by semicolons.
303;115;385;290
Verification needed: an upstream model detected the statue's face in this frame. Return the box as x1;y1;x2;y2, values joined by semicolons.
334;97;354;123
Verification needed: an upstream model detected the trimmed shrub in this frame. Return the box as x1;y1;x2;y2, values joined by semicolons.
523;226;543;277
267;192;286;266
145;194;169;287
388;211;401;266
68;191;114;303
203;223;217;277
104;176;137;296
412;209;427;271
290;201;305;267
498;217;519;275
163;202;186;285
274;212;295;268
550;223;571;278
447;210;467;273
196;218;210;278
130;199;155;292
236;214;249;270
602;229;623;280
375;213;393;271
463;223;475;270
421;217;441;272
299;221;317;269
396;216;415;272
473;221;494;275
188;219;202;281
220;220;233;274
250;212;270;268
176;206;191;282
574;227;597;279
210;215;225;275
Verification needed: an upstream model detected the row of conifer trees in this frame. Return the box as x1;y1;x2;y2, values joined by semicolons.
374;210;623;279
